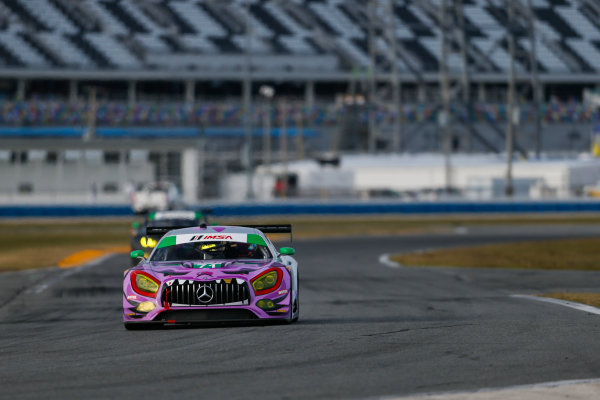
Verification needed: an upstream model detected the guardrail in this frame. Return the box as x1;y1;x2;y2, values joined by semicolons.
2;200;600;218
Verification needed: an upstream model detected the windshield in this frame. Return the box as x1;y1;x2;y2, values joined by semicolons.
150;241;272;262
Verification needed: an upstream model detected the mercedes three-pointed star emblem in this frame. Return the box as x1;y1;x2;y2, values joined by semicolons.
196;285;214;304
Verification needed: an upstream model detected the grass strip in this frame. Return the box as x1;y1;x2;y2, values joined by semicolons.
391;238;600;271
3;214;600;272
390;238;600;310
0;219;131;272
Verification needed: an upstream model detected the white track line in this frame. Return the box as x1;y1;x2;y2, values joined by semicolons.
379;378;600;400
379;254;402;268
511;294;600;315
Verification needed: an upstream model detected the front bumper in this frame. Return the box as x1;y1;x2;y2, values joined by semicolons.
123;273;292;324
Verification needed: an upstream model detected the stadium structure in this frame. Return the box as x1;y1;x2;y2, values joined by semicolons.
2;0;600;203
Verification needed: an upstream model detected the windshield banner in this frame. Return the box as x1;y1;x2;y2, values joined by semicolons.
175;233;248;244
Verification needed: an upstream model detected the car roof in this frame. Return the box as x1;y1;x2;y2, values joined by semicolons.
150;210;198;220
164;225;263;236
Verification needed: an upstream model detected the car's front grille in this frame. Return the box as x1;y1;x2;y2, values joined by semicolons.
162;279;250;307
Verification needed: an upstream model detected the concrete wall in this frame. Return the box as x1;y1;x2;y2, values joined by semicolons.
0;156;153;204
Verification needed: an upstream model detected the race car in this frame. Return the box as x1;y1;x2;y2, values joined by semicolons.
132;181;183;214
123;224;299;329
130;210;208;265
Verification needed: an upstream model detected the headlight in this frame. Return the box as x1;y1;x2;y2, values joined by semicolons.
251;268;282;295
140;236;157;248
136;301;156;313
130;271;160;298
256;299;277;311
136;274;159;292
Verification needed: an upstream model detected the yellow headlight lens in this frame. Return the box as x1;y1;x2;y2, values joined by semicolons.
140;236;157;248
136;274;159;293
256;300;276;310
252;271;278;293
264;274;275;285
136;301;156;313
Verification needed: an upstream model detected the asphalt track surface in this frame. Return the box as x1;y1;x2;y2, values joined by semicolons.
2;224;600;400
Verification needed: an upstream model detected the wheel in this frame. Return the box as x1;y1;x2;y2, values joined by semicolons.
292;291;299;322
285;288;299;324
293;273;299;322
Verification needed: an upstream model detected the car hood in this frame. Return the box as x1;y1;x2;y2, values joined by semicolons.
140;259;278;279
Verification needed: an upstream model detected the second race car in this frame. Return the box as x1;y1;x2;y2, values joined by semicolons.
130;210;208;264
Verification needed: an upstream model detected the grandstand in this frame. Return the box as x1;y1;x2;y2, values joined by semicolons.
0;0;598;80
1;0;600;203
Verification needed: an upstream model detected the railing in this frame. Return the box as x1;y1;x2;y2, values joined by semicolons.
0;100;596;127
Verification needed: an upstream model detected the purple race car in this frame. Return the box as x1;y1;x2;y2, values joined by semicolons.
123;224;299;329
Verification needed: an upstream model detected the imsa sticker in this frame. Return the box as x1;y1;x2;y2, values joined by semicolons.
176;233;248;244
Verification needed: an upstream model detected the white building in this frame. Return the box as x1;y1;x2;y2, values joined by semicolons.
222;153;600;201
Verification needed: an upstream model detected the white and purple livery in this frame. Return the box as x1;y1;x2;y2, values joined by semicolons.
123;224;299;329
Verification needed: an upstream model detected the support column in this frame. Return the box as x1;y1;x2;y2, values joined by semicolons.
367;0;377;153
304;81;314;110
181;148;199;204
387;0;402;153
55;150;64;201
198;137;205;200
301;81;313;160
440;0;452;191
118;149;127;198
128;80;137;107
69;80;78;104
160;151;168;181
185;80;195;105
296;104;305;160
263;102;272;171
527;0;542;159
457;0;471;153
243;0;254;200
505;0;516;196
15;79;26;101
84;87;97;141
14;149;21;200
417;83;426;103
478;82;486;102
279;98;288;198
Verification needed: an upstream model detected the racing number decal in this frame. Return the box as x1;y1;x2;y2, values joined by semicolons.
192;263;223;269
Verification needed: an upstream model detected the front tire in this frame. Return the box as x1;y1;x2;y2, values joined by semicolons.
293;272;299;322
292;292;299;322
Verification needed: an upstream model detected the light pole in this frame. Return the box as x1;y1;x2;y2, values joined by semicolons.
279;97;288;198
83;86;97;142
439;0;452;192
259;85;275;174
243;0;254;200
506;0;516;197
367;0;377;153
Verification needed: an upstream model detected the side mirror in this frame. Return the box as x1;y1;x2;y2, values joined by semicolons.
280;247;295;256
130;250;145;259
